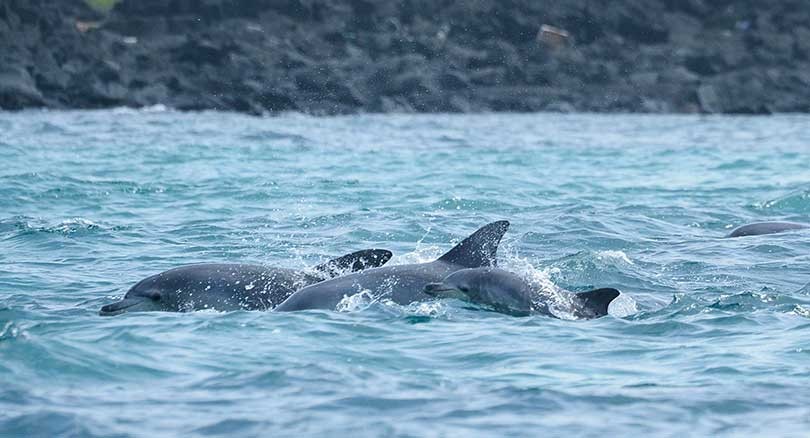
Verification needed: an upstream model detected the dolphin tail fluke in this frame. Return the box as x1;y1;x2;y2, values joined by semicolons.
575;288;620;319
437;220;510;268
313;249;393;278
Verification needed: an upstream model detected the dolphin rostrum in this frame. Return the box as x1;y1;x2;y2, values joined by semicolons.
99;249;393;315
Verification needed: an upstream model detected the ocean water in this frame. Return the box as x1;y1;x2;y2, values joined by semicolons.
1;109;809;437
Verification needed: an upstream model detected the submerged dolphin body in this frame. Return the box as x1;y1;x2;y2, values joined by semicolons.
725;222;809;238
275;221;510;311
99;249;392;316
424;267;620;319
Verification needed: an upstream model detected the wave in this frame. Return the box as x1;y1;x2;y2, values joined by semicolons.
753;187;810;214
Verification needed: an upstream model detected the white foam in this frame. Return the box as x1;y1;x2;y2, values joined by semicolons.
403;300;448;317
0;321;28;340
793;304;810;318
393;244;444;265
54;217;100;233
141;104;170;113
607;293;638;317
335;290;376;312
595;250;634;265
498;252;639;319
499;256;579;319
111;104;172;114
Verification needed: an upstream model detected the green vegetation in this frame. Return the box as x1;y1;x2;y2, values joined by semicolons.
85;0;120;13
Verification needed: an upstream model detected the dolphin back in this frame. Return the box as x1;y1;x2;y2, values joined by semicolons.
312;249;393;279
437;221;510;268
725;222;809;238
574;288;620;319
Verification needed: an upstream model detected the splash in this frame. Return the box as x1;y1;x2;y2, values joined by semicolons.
607;293;639;317
111;104;171;114
0;321;28;341
335;290;376;312
499;255;581;319
48;218;102;234
793;305;810;318
754;188;810;214
498;252;638;319
394;244;444;265
402;300;448;317
596;250;634;265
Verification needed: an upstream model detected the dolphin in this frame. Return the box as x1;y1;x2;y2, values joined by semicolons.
99;249;392;316
725;221;809;238
274;221;510;311
424;267;620;319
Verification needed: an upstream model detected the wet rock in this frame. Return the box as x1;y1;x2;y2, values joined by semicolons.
697;83;720;113
545;101;576;113
438;71;471;90
1;0;810;114
699;73;772;114
615;4;670;44
0;66;45;109
130;83;169;107
172;39;231;66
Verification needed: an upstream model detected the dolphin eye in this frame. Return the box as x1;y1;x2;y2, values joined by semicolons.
147;292;161;301
458;285;470;293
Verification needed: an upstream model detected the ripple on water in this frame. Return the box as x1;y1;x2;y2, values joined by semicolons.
753;187;810;214
1;111;810;436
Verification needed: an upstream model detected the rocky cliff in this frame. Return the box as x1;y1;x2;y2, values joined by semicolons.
2;0;809;114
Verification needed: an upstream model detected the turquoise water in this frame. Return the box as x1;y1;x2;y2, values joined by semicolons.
1;109;809;436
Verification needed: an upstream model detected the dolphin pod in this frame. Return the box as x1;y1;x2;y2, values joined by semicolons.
100;216;810;318
274;221;511;311
725;221;809;238
99;249;392;316
102;221;624;319
424;267;619;319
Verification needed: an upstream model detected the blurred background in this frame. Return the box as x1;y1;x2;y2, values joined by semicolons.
1;0;808;115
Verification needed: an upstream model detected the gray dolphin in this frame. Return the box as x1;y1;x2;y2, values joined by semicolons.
275;221;510;311
725;221;809;238
99;249;392;316
424;267;620;319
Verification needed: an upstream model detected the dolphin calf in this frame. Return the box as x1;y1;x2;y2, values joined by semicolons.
725;221;809;238
275;221;510;311
99;249;392;316
424;267;620;319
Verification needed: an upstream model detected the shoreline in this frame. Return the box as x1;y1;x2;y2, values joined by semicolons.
5;106;810;118
2;0;809;115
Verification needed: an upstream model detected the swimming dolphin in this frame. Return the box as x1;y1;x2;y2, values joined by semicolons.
725;222;809;238
424;267;620;319
274;221;510;311
99;249;392;316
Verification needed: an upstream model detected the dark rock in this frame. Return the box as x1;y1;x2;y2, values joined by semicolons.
794;27;810;60
545;101;576;113
0;66;45;109
698;73;773;114
613;2;670;44
172;39;231;66
1;0;809;114
131;83;169;106
697;83;720;113
662;0;709;17
685;53;721;76
438;71;470;90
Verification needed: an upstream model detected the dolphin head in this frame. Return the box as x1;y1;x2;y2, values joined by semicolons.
99;275;178;316
424;268;532;315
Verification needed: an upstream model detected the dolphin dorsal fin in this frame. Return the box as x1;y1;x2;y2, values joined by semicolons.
437;221;510;268
313;249;393;279
575;288;620;318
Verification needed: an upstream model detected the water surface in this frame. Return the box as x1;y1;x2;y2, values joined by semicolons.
1;110;809;436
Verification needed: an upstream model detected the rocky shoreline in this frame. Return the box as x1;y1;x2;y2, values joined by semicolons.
2;0;809;115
